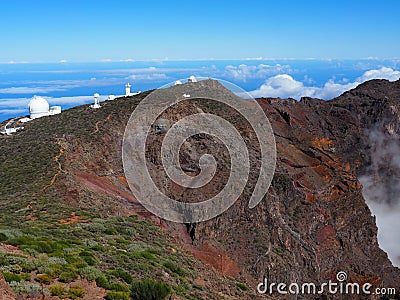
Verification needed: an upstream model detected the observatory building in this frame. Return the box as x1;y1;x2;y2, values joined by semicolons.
29;96;61;120
125;83;131;96
125;83;141;96
1;119;24;135
188;75;197;83
90;93;101;109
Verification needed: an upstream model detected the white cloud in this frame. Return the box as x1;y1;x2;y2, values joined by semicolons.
359;129;400;267
127;73;168;81
224;63;292;81
358;67;400;82
102;66;204;77
249;67;400;100
244;57;265;61
7;60;29;64
0;97;31;109
45;95;107;106
0;86;75;94
0;108;27;116
0;78;123;95
250;74;311;99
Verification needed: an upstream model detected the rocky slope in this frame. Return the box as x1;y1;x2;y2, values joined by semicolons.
0;79;399;299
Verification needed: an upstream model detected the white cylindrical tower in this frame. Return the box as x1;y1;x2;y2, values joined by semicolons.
91;93;101;109
125;83;131;96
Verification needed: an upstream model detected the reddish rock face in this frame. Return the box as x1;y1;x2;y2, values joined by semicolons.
61;79;400;291
315;225;336;246
150;79;400;291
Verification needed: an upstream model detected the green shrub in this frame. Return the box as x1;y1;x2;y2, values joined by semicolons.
130;279;171;300
4;255;35;272
164;261;186;276
82;239;99;248
63;247;81;255
105;291;130;300
127;242;151;253
82;255;97;266
105;228;118;235
111;269;132;284
8;235;35;247
0;229;23;240
95;274;110;289
68;286;85;299
79;266;102;281
2;272;31;284
48;256;67;265
49;284;67;297
35;240;55;253
3;272;22;283
236;282;249;291
59;269;79;283
0;232;7;242
90;244;104;251
35;273;52;285
132;250;156;260
72;260;89;269
21;273;31;281
82;222;106;233
109;282;130;292
9;281;43;295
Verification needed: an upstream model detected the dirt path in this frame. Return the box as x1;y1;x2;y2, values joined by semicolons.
43;147;65;192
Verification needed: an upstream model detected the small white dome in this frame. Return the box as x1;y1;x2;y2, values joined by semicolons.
29;96;50;119
174;80;183;85
188;75;197;83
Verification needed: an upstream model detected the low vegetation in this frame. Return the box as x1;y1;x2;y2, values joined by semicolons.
0;214;199;298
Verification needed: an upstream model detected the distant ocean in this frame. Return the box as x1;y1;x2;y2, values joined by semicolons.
1;59;399;122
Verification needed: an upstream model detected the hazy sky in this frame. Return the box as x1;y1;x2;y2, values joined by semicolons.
1;0;399;62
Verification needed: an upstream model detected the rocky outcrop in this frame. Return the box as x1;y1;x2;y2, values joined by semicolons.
144;79;400;293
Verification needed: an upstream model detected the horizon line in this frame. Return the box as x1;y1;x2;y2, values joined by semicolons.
2;57;400;65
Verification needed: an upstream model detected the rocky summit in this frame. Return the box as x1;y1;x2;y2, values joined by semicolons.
0;79;399;299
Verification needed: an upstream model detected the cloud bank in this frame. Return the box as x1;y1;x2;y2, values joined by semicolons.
359;129;400;267
249;67;400;100
224;63;292;81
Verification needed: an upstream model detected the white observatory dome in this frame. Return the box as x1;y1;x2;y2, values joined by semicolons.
188;75;197;83
29;96;50;119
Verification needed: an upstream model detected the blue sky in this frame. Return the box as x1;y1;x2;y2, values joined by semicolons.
1;0;400;62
